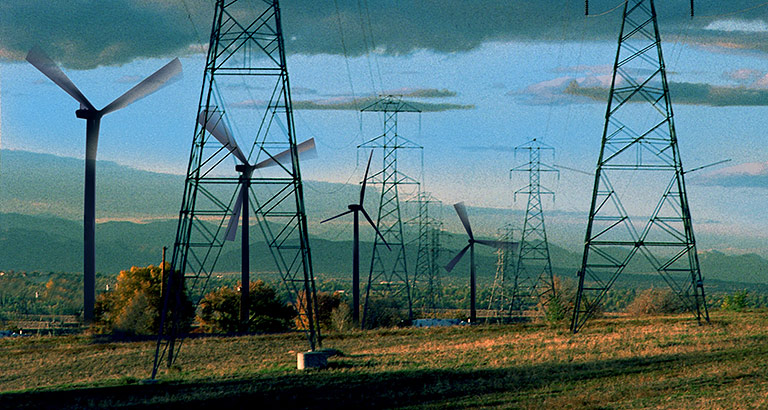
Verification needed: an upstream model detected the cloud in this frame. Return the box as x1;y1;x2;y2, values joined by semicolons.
722;68;765;84
0;0;200;69
705;19;768;33
692;162;768;188
292;96;472;112
383;88;457;98
231;95;472;112
512;75;614;105
6;1;768;68
565;80;768;106
459;144;515;153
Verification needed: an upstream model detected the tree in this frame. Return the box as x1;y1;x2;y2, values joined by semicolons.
197;280;296;333
721;290;750;312
295;290;347;330
94;264;193;336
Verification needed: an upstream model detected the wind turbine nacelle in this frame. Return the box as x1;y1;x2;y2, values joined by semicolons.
75;108;99;119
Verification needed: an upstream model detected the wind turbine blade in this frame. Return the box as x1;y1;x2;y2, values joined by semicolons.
254;138;317;169
361;208;390;251
197;110;249;164
360;150;373;205
224;185;245;241
445;244;471;272
101;58;182;115
475;239;518;252
454;202;474;240
320;209;354;224
26;47;94;110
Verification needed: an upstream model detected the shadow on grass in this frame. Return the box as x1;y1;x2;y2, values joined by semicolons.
1;344;765;409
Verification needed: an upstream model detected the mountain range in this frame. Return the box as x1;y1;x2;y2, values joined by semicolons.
1;149;767;287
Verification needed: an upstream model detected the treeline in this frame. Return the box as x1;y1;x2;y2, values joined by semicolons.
1;270;767;333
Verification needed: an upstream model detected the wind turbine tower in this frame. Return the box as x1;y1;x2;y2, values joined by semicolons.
359;96;422;326
572;0;708;333
26;48;181;324
510;138;558;316
154;0;321;374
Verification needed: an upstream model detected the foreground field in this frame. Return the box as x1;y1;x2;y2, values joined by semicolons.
1;311;767;409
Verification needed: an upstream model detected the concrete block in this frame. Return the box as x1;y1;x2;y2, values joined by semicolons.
297;351;327;370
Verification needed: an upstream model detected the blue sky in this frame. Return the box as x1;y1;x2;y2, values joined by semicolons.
3;0;768;253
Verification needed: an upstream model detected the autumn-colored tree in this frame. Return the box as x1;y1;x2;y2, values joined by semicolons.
94;264;194;335
197;280;295;333
294;290;348;330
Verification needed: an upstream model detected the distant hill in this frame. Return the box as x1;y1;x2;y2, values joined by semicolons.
1;150;766;287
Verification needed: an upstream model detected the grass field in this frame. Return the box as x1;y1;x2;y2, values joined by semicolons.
1;311;767;409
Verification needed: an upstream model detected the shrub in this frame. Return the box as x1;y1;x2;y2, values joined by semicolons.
330;302;355;331
94;264;194;336
721;290;750;312
626;288;685;316
362;297;408;329
539;275;576;325
197;280;296;333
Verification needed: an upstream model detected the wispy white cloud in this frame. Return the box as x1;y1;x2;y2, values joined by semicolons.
705;19;768;33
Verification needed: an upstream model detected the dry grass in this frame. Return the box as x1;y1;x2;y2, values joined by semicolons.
1;311;767;408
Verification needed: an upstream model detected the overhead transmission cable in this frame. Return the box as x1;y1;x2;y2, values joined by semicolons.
355;0;380;95
696;1;768;18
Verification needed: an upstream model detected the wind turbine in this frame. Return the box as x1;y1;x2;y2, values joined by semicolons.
321;151;389;325
198;110;317;332
26;47;182;323
445;202;518;323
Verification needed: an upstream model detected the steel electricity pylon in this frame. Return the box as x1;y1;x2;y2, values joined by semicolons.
407;191;443;311
359;96;422;326
152;0;321;376
572;0;708;333
486;224;516;321
511;138;558;316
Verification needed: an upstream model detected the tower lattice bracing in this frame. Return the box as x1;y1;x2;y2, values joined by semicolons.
487;224;516;320
511;139;557;316
572;0;708;333
359;96;421;325
154;0;320;372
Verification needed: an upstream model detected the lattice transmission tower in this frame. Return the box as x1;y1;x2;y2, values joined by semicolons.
572;0;708;333
486;224;516;321
510;138;558;316
407;191;444;312
153;0;321;374
359;96;422;326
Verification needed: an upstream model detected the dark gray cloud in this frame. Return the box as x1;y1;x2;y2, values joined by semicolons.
390;88;457;98
0;0;199;69
691;162;768;188
566;81;768;106
4;1;768;68
234;95;473;112
233;87;470;111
